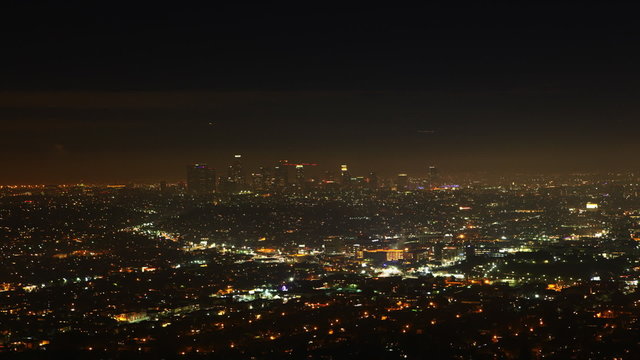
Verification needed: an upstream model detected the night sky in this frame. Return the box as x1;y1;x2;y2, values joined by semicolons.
2;2;640;183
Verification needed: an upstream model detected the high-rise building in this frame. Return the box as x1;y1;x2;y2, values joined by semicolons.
221;154;246;193
397;173;408;190
428;165;438;188
187;164;216;195
368;172;378;190
261;166;276;190
340;164;351;186
228;154;245;185
274;162;289;189
295;165;305;185
251;167;267;191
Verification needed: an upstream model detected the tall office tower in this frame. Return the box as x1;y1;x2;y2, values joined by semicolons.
259;166;275;190
186;164;216;195
340;164;351;186
228;154;245;185
368;172;378;190
428;165;438;188
295;165;305;185
397;173;409;190
251;166;270;191
250;171;264;191
274;162;289;189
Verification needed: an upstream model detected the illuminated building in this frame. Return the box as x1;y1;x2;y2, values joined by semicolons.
228;154;245;185
256;165;275;191
274;162;289;189
251;169;266;191
186;164;216;195
113;311;149;323
359;249;405;262
295;165;305;185
428;165;438;187
351;176;366;188
221;155;247;193
340;164;350;186
396;173;408;190
442;246;461;263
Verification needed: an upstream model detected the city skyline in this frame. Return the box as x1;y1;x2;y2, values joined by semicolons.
3;3;640;183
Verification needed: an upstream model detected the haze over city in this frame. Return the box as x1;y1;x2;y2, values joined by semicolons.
3;2;640;183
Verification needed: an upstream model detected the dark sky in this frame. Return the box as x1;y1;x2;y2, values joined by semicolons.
2;2;640;183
